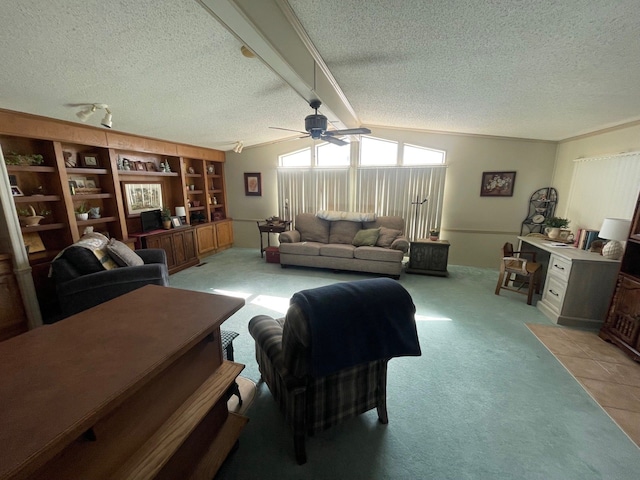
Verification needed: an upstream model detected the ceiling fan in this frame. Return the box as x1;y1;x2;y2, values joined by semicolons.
270;100;371;146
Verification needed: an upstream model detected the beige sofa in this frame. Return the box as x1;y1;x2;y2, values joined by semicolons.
278;213;409;278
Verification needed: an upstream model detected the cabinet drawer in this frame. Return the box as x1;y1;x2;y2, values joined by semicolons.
542;275;566;312
548;254;571;282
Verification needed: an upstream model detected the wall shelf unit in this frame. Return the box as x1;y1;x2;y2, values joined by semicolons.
0;109;232;324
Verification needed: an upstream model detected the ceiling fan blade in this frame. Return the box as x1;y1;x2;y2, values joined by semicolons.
322;135;348;147
269;126;308;135
325;127;372;136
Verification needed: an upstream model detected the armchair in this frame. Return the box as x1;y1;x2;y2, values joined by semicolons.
51;247;169;318
248;278;421;464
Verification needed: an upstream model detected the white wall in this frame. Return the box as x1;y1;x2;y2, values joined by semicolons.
225;128;557;267
553;122;640;228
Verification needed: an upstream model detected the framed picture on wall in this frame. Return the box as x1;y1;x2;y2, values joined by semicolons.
480;171;516;197
244;172;262;196
122;182;164;216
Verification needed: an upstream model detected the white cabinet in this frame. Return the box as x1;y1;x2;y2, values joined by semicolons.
519;237;620;328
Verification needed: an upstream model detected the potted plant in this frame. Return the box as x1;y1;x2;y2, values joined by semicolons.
161;206;172;230
544;217;570;239
75;203;89;221
17;205;44;227
429;228;440;241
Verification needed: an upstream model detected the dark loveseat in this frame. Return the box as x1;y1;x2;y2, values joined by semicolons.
51;246;169;318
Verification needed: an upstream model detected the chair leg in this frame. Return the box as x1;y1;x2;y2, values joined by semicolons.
376;363;389;424
292;388;307;464
495;271;506;295
527;274;535;305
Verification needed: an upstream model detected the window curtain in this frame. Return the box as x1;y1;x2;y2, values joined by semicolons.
277;168;350;222
278;165;446;240
355;167;446;240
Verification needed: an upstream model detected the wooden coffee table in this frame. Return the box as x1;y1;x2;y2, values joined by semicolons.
0;285;246;480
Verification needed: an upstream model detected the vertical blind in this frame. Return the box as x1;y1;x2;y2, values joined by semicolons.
566;152;640;226
278;165;446;239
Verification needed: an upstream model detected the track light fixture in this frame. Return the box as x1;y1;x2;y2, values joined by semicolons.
76;104;97;122
101;107;112;128
76;103;113;128
233;141;244;153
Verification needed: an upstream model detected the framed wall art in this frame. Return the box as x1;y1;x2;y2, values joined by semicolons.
122;182;164;216
244;172;262;196
480;171;516;197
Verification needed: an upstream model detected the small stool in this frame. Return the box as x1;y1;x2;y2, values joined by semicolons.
221;330;242;405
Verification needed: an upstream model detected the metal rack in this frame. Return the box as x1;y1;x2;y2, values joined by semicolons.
520;187;557;235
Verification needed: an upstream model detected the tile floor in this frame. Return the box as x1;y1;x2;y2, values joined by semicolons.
527;323;640;447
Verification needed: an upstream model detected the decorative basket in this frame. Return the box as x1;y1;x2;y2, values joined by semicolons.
74;187;102;195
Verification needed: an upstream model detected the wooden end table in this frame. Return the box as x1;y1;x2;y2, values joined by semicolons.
257;220;291;257
406;239;450;276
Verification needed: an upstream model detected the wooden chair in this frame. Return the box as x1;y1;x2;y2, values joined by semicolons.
495;242;541;305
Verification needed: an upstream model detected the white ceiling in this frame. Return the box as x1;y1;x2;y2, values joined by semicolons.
1;0;639;151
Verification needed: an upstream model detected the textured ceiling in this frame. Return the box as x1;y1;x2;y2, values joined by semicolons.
0;0;639;150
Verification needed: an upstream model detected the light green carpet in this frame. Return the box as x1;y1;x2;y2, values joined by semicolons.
169;248;639;480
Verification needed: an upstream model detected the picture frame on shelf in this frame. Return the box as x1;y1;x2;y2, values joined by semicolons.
170;216;183;228
73;177;87;189
146;162;158;172
122;182;164;216
244;172;262;196
136;162;147;171
79;152;100;168
480;171;516;197
85;178;97;189
11;186;24;196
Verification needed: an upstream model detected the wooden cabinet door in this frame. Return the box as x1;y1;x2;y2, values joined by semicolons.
0;256;28;341
196;224;217;255
172;229;197;266
215;221;233;248
606;275;640;346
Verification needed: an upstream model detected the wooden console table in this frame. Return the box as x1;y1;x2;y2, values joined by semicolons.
518;236;619;327
257;221;291;257
406;239;450;276
0;285;246;480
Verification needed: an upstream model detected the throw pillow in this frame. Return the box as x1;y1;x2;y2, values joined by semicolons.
107;238;144;267
352;228;381;247
376;227;402;248
61;246;105;275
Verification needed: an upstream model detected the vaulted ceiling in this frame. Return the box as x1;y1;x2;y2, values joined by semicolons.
1;0;639;151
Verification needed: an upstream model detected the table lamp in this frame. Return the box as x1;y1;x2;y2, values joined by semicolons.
599;218;631;260
175;206;186;222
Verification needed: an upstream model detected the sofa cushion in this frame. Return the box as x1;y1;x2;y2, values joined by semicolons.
279;241;323;256
352;228;380;247
107;238;144;267
354;246;404;262
329;220;362;244
296;213;330;243
319;244;356;259
376;227;402;248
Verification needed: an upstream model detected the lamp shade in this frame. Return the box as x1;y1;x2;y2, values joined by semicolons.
175;206;186;217
599;218;631;241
